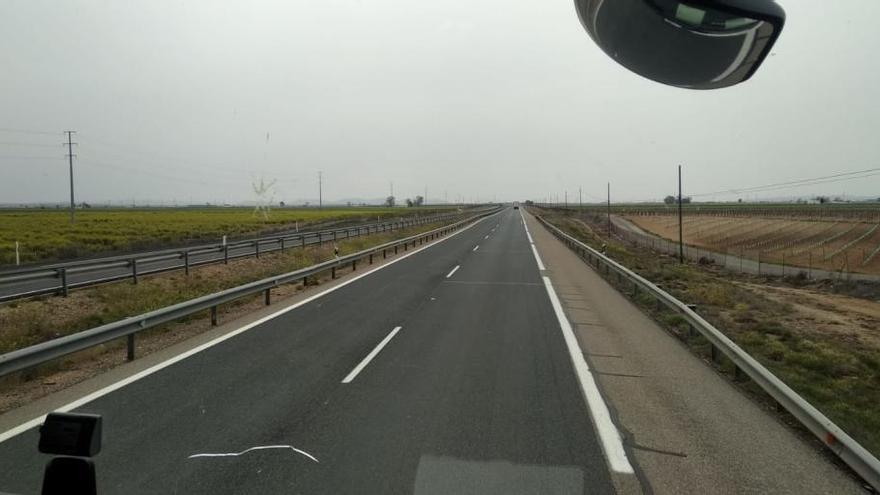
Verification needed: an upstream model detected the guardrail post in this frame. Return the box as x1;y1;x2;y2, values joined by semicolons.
710;344;719;362
383;249;387;259
352;259;357;271
264;288;271;306
131;259;139;284
369;254;373;264
211;306;218;326
280;238;285;252
331;266;336;279
59;268;69;297
184;251;190;276
127;334;135;361
302;236;306;248
255;241;261;259
734;365;746;382
404;242;408;251
224;245;229;264
334;231;338;241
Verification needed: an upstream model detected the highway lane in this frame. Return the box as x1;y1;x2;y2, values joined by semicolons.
0;207;617;494
0;213;462;301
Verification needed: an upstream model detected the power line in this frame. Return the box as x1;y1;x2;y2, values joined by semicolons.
0;141;63;148
0;154;63;160
0;128;59;136
691;167;880;197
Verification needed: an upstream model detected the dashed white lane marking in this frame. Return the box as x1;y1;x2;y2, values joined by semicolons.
484;234;490;240
189;445;319;463
446;265;460;278
473;245;480;252
541;276;634;474
341;326;402;383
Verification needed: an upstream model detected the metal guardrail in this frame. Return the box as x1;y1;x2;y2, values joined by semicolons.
0;207;500;378
535;214;880;491
0;209;483;302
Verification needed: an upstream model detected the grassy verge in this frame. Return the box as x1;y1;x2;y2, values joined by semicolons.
538;208;880;457
0;206;457;265
0;220;453;411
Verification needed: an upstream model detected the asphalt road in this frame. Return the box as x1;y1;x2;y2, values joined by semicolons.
0;213;459;301
0;208;617;494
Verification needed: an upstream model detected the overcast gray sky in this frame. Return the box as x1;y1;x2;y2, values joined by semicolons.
1;0;878;205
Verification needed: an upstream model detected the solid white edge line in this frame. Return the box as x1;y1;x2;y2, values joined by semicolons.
446;265;460;278
0;214;494;444
530;245;545;271
341;326;402;383
542;276;634;474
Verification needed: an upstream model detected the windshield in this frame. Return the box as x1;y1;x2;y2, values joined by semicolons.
1;1;879;494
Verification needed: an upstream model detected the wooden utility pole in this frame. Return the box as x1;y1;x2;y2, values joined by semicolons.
606;182;611;236
65;131;77;225
318;171;323;208
678;165;684;264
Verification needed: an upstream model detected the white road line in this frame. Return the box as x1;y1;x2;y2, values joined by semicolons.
484;234;489;240
530;245;545;270
526;231;534;244
446;265;460;278
341;326;402;383
0;214;495;445
542;276;634;474
473;245;480;252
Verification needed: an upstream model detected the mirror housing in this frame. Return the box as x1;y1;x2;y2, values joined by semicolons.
575;0;785;89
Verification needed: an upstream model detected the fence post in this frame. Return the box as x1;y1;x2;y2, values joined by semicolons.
808;251;812;279
59;268;69;297
127;334;135;361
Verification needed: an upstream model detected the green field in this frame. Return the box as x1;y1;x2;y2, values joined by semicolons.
0;207;455;265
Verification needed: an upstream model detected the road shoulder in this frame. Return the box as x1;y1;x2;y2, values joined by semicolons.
525;211;862;494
